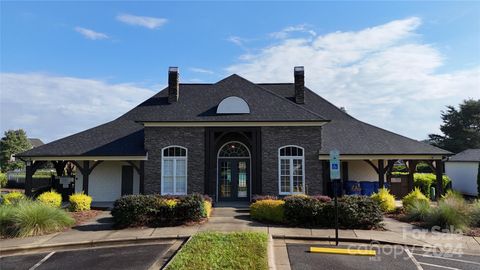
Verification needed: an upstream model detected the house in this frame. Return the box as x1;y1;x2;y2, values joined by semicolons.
445;149;480;197
16;67;451;202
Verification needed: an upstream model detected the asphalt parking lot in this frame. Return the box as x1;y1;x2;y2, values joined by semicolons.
287;243;480;270
0;243;174;270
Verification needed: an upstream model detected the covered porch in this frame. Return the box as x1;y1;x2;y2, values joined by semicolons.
21;156;147;202
319;154;448;200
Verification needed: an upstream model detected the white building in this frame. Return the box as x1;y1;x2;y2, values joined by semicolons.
445;149;480;197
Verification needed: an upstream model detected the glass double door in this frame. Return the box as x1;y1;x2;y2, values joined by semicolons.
218;159;249;201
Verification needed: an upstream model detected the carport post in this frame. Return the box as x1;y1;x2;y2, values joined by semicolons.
435;159;444;200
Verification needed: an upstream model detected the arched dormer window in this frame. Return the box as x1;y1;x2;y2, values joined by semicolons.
161;146;187;195
278;145;305;195
216;96;250;114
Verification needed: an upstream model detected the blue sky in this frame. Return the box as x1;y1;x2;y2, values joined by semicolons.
1;1;479;142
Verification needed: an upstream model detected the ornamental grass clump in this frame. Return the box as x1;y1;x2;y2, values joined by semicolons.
471;200;480;227
250;199;285;223
426;192;471;231
37;190;62;208
69;193;92;212
402;188;429;209
405;199;431;222
0;200;74;238
1;191;26;205
370;188;396;213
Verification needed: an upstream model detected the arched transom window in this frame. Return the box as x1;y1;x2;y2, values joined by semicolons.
218;142;250;158
161;146;187;195
278;145;305;195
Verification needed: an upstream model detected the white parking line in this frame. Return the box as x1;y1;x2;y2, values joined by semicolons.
413;252;480;266
29;252;55;270
405;248;423;270
418;262;461;270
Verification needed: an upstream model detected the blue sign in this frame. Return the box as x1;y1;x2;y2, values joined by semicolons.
329;149;340;180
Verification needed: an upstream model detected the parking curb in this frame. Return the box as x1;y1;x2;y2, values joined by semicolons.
271;235;438;250
0;236;189;256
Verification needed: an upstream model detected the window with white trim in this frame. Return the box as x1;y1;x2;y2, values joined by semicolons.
161;146;187;195
278;146;305;195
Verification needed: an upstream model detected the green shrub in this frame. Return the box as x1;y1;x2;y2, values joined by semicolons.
0;200;74;237
370;188;396;213
402;188;429;209
175;193;207;222
2;191;26;205
111;195;157;227
283;195;319;225
250;199;285;223
336;196;383;229
414;173;451;198
37;190;62;208
69;193;92;212
111;193;209;228
426;195;471;231
0;173;7;188
416;162;433;173
405;199;431;222
283;195;382;229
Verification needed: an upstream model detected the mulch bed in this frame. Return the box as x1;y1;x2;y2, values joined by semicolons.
69;210;102;226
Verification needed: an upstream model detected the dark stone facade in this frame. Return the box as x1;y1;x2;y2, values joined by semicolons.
261;126;323;195
144;127;205;194
143;125;324;198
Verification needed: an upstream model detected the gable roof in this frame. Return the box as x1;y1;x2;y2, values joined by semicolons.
122;74;326;123
17;74;450;158
447;149;480;162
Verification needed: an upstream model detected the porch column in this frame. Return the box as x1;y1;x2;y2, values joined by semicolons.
407;160;417;193
435;159;444;200
25;161;33;197
378;159;385;188
83;161;90;195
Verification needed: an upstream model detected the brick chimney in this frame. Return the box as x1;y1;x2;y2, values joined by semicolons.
168;67;179;103
294;66;305;104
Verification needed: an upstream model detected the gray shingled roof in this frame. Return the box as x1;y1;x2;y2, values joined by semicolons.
122;74;326;122
447;149;480;162
17;74;450;158
260;84;451;155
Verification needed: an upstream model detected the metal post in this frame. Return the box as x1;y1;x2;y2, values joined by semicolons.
333;179;339;246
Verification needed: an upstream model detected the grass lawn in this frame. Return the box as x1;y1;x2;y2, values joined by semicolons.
166;232;268;270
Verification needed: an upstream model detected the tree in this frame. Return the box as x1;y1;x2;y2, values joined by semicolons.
429;99;480;153
0;129;32;172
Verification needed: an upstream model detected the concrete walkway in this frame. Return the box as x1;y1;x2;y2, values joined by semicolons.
1;207;479;253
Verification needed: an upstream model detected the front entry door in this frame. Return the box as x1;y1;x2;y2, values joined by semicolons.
218;159;250;201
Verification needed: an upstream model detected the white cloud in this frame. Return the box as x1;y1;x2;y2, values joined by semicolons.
227;36;246;47
74;27;109;40
116;13;167;29
227;17;480;140
0;73;154;142
270;24;317;39
189;67;214;74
